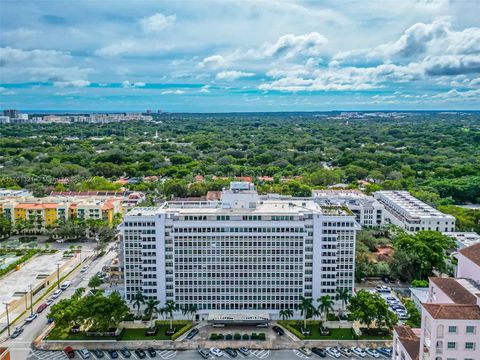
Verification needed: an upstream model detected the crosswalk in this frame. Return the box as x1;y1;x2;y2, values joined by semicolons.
250;349;270;359
30;349;67;360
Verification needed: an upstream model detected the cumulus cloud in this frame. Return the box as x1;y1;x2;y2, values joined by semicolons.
0;46;71;66
433;88;480;99
161;89;185;95
216;70;255;81
424;54;480;75
140;13;175;32
198;55;228;69
121;80;146;88
95;40;170;58
54;80;91;87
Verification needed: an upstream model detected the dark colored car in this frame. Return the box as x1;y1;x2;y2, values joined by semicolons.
36;303;48;313
92;349;104;358
224;348;237;357
147;348;156;357
377;347;393;357
312;347;327;357
10;327;24;339
120;347;131;358
272;325;285;335
134;349;146;359
108;350;118;359
64;346;75;359
186;328;199;340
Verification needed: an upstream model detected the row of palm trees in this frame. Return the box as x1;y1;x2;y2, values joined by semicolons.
279;288;351;328
131;291;198;329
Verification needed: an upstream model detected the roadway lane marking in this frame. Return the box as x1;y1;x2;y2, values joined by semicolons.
293;350;310;358
158;350;177;359
31;349;68;360
250;349;270;359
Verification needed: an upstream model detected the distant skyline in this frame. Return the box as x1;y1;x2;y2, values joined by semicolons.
1;0;479;111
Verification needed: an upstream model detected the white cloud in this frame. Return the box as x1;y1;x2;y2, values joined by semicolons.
199;85;211;93
161;89;185;95
121;80;146;88
54;80;91;87
433;88;480;99
198;55;228;69
424;54;480;75
0;47;71;66
256;32;328;59
216;70;255;81
140;13;175;33
95;40;170;58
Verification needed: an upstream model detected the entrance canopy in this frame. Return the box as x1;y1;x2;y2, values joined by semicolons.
208;313;270;324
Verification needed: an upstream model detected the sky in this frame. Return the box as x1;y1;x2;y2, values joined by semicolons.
0;0;479;112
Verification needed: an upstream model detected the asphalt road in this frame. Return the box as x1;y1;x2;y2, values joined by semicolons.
2;248;118;360
25;348;389;360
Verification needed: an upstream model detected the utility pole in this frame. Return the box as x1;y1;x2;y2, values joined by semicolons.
24;291;28;311
29;284;33;315
3;303;10;337
56;263;60;289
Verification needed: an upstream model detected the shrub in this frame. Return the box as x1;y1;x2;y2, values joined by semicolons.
277;320;305;340
251;332;258;340
225;334;232;340
171;322;193;340
242;334;249;340
234;333;241;340
258;333;266;341
123;313;135;321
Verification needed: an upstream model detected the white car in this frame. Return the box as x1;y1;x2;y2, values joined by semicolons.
338;347;352;357
51;289;62;299
46;298;54;306
326;347;341;358
351;347;367;358
60;281;71;290
210;348;223;357
25;313;38;322
81;265;89;272
376;285;391;293
366;348;380;358
56;239;65;243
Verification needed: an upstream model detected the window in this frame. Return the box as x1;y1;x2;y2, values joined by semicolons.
447;342;456;349
464;342;475;350
448;326;457;333
465;326;475;334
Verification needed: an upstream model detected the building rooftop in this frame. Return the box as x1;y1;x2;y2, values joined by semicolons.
458;242;480;266
375;190;454;219
423;303;480;320
444;232;480;249
394;325;420;360
430;277;478;305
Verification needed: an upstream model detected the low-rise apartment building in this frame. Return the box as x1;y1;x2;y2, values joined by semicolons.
393;243;480;360
374;191;455;232
120;182;361;319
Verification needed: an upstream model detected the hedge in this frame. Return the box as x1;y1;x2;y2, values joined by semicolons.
171;321;193;340
277;321;305;340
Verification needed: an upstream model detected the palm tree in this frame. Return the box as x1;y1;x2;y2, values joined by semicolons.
298;296;314;329
279;308;294;321
164;300;177;330
336;288;351;317
131;291;145;317
183;304;198;321
318;295;334;321
144;298;160;328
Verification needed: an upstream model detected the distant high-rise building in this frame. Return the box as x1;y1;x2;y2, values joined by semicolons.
3;109;18;118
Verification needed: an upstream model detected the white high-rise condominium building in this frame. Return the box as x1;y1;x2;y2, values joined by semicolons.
120;182;360;319
374;190;455;232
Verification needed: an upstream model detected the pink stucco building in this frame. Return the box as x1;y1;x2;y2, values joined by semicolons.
393;242;480;360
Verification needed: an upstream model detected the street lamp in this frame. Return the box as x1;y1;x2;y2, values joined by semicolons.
29;284;33;315
24;291;28;311
3;302;10;337
56;263;60;289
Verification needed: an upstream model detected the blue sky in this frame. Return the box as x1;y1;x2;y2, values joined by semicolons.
0;0;479;112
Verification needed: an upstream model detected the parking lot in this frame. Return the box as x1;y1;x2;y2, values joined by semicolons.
27;348;391;360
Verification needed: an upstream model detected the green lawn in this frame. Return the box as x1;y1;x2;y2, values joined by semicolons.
281;321;392;340
46;321;191;341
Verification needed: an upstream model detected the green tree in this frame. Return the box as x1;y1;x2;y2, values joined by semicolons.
317;295;334;320
164;300;177;330
347;290;398;329
279;308;294;321
131;291;145;317
297;296;314;329
144;298;160;328
336;288;351;317
88;275;102;291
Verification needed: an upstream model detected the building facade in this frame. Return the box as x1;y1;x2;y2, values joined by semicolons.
393;243;480;360
313;189;385;227
120;182;360;319
374;191;455;232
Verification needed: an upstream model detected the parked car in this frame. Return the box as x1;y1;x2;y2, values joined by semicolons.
60;281;71;290
326;347;341;358
299;347;312;356
391;305;406;311
377;347;393;357
376;285;391;293
134;349;146;359
47;318;54;324
351;347;367;358
198;348;210;359
56;239;65;243
51;289;63;299
36;303;48;313
366;348;381;358
147;348;156;357
79;349;90;359
338;347;352;357
224;348;237;357
70;325;81;334
64;346;75;358
108;350;119;359
272;325;285;335
238;348;249;356
120;347;131;358
312;347;327;357
210;347;223;357
81;265;89;272
46;298;54;306
256;323;268;327
10;327;24;339
91;349;104;358
25;313;38;322
186;328;199;339
301;327;311;336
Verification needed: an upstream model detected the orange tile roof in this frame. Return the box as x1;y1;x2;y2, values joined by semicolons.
16;203;58;210
394;326;420;360
459;243;480;266
423;303;480;320
430;277;477;304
